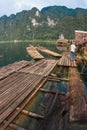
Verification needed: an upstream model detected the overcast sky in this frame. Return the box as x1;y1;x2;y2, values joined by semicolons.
0;0;87;17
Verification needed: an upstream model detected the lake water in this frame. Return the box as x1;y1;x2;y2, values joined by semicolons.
0;42;59;67
0;42;31;67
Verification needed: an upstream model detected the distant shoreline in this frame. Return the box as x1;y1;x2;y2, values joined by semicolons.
0;39;57;44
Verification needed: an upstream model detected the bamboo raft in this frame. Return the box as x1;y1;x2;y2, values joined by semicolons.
0;59;57;129
37;46;62;57
69;67;87;122
57;52;77;67
26;45;44;60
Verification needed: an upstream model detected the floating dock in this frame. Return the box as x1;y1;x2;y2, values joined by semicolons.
58;52;77;67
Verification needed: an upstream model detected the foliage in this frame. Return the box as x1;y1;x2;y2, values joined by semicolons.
0;6;87;41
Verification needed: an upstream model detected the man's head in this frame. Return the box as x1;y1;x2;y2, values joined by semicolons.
72;40;76;44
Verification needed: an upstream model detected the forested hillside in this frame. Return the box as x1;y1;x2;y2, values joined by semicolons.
0;6;87;41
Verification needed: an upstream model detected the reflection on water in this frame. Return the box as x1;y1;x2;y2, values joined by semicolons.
0;42;32;67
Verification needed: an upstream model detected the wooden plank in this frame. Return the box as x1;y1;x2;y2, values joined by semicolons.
69;68;87;122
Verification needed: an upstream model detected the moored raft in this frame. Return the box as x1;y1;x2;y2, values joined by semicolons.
26;45;44;60
37;46;62;57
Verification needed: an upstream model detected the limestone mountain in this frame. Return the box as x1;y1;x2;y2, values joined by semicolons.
0;6;87;41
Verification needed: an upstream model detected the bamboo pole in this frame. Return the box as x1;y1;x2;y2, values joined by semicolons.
16;108;45;120
40;88;65;95
47;78;60;82
9;123;26;130
4;121;26;130
48;76;69;81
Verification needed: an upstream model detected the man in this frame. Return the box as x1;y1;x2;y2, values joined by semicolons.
70;40;76;61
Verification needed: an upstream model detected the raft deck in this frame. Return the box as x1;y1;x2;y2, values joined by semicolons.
58;52;77;67
0;60;31;80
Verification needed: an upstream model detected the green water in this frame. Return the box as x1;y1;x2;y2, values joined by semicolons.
0;41;58;67
0;42;30;67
